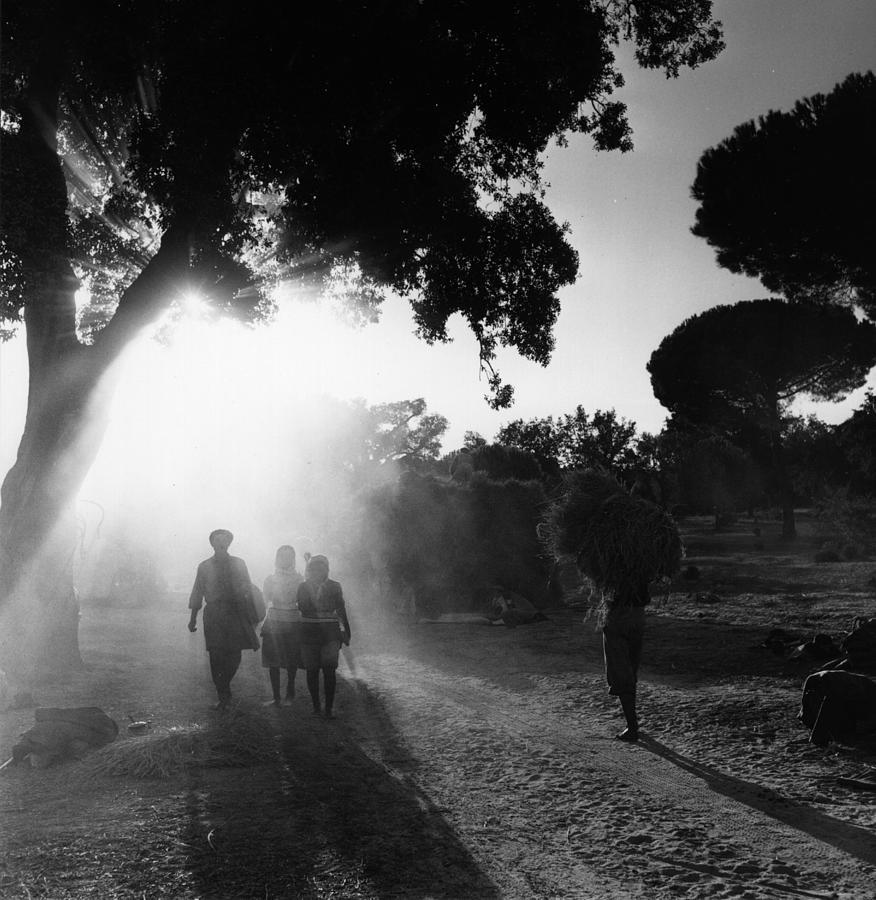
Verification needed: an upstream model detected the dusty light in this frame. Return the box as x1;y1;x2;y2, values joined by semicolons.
179;291;208;318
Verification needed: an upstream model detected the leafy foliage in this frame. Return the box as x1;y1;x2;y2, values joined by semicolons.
470;443;545;483
497;405;640;477
1;0;724;402
357;471;551;613
692;72;876;309
293;396;448;486
648;298;876;535
648;299;876;429
783;415;847;503
834;391;876;495
495;415;564;473
675;434;762;517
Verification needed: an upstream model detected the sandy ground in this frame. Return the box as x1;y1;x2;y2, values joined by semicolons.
1;520;876;899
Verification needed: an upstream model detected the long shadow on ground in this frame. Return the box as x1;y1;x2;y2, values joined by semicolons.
181;687;498;899
641;734;876;868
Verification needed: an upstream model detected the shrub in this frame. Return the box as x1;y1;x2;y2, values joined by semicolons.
816;488;876;558
354;471;553;612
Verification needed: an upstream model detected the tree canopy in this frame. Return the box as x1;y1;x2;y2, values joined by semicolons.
647;297;876;535
691;71;876;311
648;299;876;428
0;0;725;670
497;405;639;478
1;0;724;404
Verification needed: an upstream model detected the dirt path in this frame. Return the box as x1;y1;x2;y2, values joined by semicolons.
1;601;875;898
346;639;876;900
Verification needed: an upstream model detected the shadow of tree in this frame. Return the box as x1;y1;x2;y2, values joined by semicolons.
181;684;499;899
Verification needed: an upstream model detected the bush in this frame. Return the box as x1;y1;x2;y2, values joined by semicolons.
816;489;876;559
354;471;553;612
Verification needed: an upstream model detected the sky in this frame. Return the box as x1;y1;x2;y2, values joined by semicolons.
1;0;876;577
438;0;876;446
302;0;876;449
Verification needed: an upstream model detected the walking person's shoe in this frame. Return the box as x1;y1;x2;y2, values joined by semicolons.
615;727;639;742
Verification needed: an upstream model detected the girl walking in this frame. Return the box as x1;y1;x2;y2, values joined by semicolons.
261;545;304;706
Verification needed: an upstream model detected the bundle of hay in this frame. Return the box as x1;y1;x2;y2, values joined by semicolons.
81;709;277;779
542;469;683;594
83;726;202;779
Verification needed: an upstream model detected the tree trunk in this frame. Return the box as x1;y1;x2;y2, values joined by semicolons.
0;223;192;678
780;494;797;541
771;433;797;541
0;59;193;677
0;347;117;676
0;52;88;677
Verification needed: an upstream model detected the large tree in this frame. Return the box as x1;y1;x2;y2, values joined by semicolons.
316;397;448;483
0;0;723;672
497;405;640;478
834;391;876;496
647;298;876;538
691;71;876;310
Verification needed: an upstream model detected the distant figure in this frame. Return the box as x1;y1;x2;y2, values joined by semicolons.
449;447;474;483
490;588;546;628
297;555;351;718
603;576;650;742
261;545;304;707
188;529;259;710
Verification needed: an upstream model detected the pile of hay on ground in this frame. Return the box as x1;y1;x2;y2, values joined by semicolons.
80;708;277;779
542;469;683;593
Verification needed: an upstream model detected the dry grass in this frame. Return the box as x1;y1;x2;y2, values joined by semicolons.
544;469;683;593
80;707;277;779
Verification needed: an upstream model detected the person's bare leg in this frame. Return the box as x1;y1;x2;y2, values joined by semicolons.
306;669;321;714
323;668;336;718
265;667;281;706
617;692;638;742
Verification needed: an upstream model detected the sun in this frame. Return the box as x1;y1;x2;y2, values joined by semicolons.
179;290;209;318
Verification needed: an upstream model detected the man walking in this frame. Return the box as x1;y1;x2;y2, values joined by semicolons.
188;529;259;709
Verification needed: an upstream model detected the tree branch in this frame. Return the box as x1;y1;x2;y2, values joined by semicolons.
91;218;192;365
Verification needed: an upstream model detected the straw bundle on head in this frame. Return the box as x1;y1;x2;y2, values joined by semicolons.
543;470;627;557
543;469;683;592
80;709;277;779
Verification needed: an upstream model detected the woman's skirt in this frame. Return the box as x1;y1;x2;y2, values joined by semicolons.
260;609;302;669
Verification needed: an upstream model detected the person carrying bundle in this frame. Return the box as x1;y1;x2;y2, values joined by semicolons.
602;576;649;741
543;469;682;743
